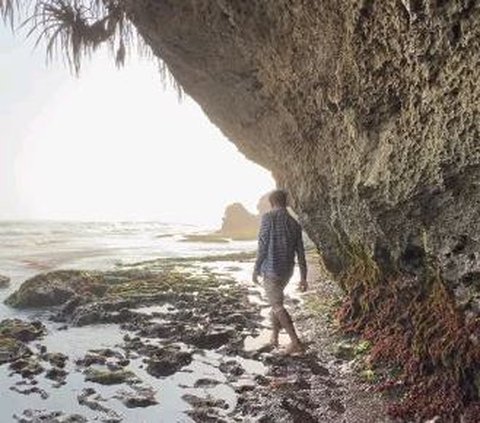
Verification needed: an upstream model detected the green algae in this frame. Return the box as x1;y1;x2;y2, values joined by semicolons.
84;368;136;385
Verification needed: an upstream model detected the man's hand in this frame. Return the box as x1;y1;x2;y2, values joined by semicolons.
298;279;308;292
252;272;260;285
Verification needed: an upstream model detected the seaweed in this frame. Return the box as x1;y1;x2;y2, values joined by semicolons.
336;243;480;421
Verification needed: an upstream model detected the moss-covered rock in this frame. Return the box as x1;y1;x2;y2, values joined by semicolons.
145;346;193;378
84;368;136;385
0;336;30;364
0;318;46;342
9;357;44;378
0;319;46;365
5;271;103;308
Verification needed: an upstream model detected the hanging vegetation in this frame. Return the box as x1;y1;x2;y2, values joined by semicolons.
337;244;480;421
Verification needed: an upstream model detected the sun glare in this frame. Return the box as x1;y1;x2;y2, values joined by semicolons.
1;33;274;226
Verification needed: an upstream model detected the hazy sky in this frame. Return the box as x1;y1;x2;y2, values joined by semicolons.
0;27;274;226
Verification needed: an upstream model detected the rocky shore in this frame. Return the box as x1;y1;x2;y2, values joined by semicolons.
0;253;397;422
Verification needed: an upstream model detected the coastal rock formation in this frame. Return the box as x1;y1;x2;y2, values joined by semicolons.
215;194;271;240
217;202;259;240
129;1;480;281
126;2;480;419
2;0;480;419
0;319;45;365
5;271;105;308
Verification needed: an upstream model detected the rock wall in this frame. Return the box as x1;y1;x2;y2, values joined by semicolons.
128;0;480;284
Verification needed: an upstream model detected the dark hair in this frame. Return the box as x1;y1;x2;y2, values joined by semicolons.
269;189;288;208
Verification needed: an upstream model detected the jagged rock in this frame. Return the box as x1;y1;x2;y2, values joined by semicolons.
76;352;107;367
185;328;234;350
44;352;68;368
84;368;136;385
0;337;30;364
217;203;259;240
45;367;68;383
0;319;45;365
114;387;158;408
77;388;113;414
14;409;87;423
0;319;45;343
10;385;49;399
146;346;193;377
194;378;222;388
219;360;244;377
5;271;103;308
9;358;44;378
182;393;229;408
128;2;480;281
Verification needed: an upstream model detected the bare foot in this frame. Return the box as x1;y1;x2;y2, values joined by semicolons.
257;338;279;352
269;336;279;348
280;342;305;356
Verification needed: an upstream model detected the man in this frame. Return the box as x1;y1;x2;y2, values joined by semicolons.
252;189;308;355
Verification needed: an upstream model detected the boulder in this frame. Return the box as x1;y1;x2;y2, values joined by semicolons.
145;346;192;377
5;271;103;308
114;387;158;408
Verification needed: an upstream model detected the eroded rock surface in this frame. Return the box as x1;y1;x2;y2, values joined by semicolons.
126;7;480;417
128;1;480;280
0;319;46;364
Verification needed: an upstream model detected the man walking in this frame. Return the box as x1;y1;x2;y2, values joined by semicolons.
253;189;308;355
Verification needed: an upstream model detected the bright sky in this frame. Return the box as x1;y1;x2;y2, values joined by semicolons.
0;27;274;227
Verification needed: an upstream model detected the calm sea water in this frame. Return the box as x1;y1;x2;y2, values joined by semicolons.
0;221;263;422
0;220;257;275
0;221;307;422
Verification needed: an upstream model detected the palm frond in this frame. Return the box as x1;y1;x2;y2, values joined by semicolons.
1;0;184;96
1;0;18;25
21;0;127;74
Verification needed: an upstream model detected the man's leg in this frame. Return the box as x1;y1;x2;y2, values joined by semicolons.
269;309;281;347
272;304;303;353
265;277;303;354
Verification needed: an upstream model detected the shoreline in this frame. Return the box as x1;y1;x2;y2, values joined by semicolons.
0;250;392;422
0;252;274;422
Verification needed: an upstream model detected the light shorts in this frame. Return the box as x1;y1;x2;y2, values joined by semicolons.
263;276;289;308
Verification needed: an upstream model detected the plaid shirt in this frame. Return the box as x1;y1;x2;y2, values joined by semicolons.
254;208;307;281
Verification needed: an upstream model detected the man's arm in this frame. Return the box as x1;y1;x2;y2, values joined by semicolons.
253;214;270;281
296;231;308;289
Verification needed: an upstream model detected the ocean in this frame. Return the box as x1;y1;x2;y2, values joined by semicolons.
0;220;257;275
0;220;268;422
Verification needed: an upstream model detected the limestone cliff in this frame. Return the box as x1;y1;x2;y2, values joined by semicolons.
126;2;480;418
4;0;480;419
129;0;480;284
